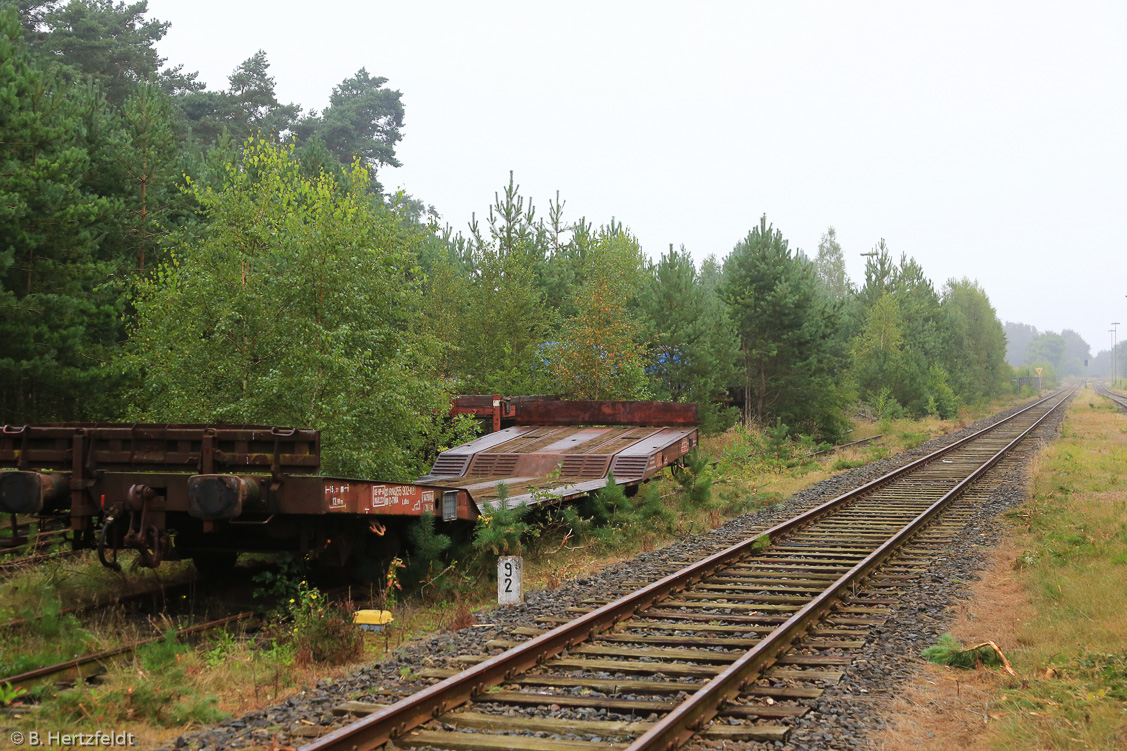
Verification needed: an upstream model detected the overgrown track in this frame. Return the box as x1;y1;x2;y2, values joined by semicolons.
0;548;82;579
1;611;254;690
305;390;1071;751
1095;382;1127;411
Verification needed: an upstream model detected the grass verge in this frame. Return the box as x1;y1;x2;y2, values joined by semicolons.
985;387;1127;749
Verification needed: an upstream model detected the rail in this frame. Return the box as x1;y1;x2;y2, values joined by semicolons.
1095;382;1127;411
303;389;1071;751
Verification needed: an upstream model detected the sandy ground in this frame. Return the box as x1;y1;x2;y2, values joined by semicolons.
870;536;1030;751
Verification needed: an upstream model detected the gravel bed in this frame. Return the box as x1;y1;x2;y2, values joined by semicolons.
168;395;1066;751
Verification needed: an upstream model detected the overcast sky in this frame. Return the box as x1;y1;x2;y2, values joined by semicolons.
145;0;1127;354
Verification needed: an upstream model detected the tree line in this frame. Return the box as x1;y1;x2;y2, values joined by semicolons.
1;1;1013;480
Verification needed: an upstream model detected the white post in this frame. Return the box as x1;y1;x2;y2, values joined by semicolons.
497;555;523;605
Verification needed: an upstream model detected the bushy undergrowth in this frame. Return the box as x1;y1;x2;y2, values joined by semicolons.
49;632;226;727
405;512;452;585
473;483;537;557
676;449;713;505
714;421;827;476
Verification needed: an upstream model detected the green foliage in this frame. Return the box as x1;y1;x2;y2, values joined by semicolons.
0;680;26;706
202;629;237;669
676;449;714;506
0;6;125;422
831;455;868;471
852;294;909;406
942;278;1009;402
921;633;1003;670
49;631;226;727
405;512;452;584
850;248;1007;417
925;365;959;419
440;172;554;394
766;418;790;460
634;483;675;529
0;598;94;678
872;388;905;420
558;504;594;541
1014;362;1057;391
813;226;851;300
639;246;739;431
126;139;444;479
587;472;629;526
722;214;848;440
251;554;307;606
285;580;362;665
551;227;650;400
28;0;171;106
556;474;677;546
473;483;536;557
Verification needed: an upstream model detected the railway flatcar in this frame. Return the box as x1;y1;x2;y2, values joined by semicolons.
0;399;697;575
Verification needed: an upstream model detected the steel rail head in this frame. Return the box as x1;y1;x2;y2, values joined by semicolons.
1095;383;1127;410
301;390;1070;751
624;390;1072;751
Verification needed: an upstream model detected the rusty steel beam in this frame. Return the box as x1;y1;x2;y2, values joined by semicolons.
301;391;1068;751
515;401;698;427
0;423;321;475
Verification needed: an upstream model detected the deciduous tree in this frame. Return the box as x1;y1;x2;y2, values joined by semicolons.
127;140;444;479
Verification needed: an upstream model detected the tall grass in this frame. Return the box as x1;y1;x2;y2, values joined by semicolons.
987;387;1127;750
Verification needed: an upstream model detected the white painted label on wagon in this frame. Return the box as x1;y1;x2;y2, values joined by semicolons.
498;556;523;605
371;485;415;509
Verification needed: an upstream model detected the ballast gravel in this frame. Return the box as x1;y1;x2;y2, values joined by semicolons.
167;395;1068;751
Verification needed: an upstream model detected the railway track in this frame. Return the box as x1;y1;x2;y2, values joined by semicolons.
302;389;1070;751
809;433;883;457
0;548;82;579
0;577;201;634
1;579;364;691
1095;382;1127;410
1;611;255;689
0;526;68;557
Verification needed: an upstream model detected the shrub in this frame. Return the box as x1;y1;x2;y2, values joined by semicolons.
676;449;714;506
472;483;536;557
405;512;452;585
286;580;362;666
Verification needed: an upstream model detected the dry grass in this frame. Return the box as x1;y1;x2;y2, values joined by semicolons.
875;386;1127;751
0;394;1032;746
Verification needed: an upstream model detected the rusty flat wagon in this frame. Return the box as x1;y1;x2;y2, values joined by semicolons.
0;399;697;575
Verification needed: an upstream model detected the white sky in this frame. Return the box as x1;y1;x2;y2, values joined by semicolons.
145;0;1127;354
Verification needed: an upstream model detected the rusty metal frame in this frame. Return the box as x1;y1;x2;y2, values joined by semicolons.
302;390;1068;751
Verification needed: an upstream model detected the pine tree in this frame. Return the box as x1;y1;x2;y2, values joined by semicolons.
640;245;739;430
721;215;846;439
0;7;122;421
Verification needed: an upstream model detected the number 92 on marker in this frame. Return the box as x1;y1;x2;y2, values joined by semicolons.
497;555;523;605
